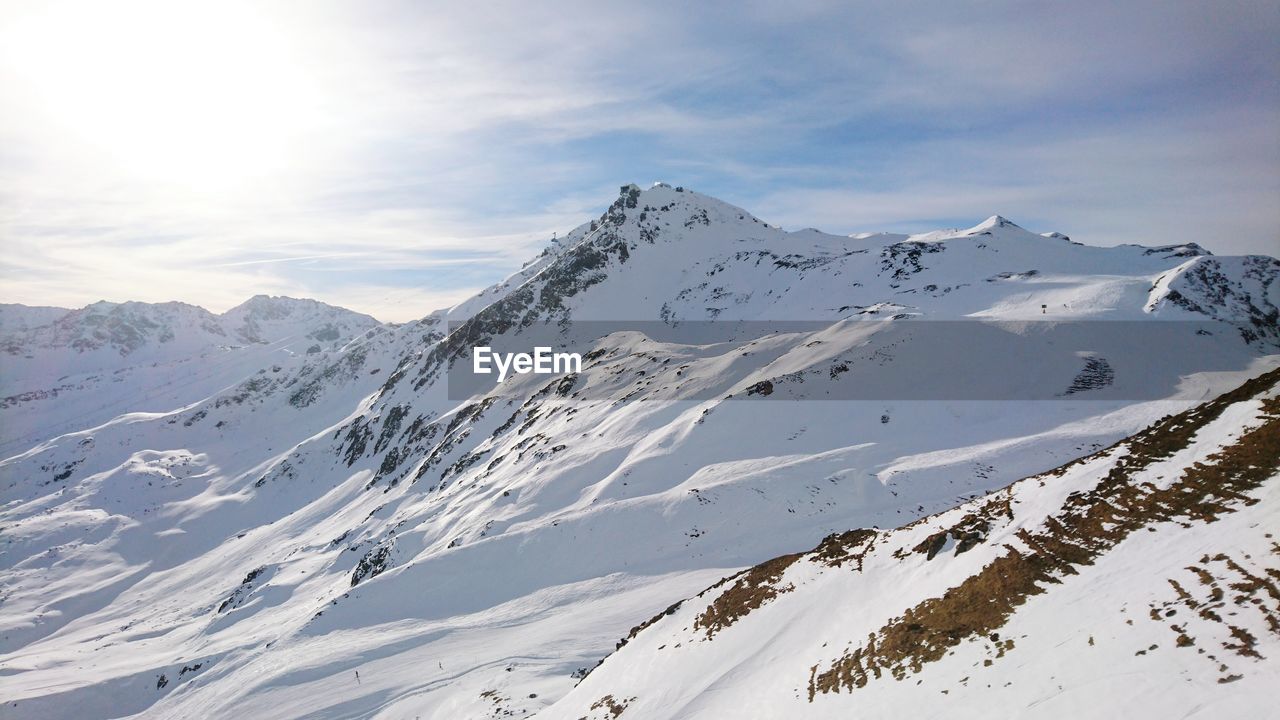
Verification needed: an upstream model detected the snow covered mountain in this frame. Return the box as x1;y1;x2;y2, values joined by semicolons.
0;296;383;454
1;184;1276;719
0;304;72;334
545;367;1280;719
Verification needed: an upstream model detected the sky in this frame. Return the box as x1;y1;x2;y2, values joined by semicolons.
0;0;1277;323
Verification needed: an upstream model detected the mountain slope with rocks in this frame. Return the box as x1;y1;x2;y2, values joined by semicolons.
1;184;1276;719
544;367;1280;719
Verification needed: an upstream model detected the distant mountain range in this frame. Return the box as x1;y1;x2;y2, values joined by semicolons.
0;296;382;452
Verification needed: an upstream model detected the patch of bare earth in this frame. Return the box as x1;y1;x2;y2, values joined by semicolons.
582;694;634;719
692;552;804;639
813;529;878;569
1145;544;1280;683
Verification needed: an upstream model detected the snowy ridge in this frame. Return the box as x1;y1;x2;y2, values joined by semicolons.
1145;256;1280;344
0;184;1277;719
543;368;1280;719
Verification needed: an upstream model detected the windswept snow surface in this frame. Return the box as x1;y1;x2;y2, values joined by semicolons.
1;184;1277;719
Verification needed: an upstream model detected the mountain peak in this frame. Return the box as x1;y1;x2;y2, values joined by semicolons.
968;215;1022;233
232;294;312;310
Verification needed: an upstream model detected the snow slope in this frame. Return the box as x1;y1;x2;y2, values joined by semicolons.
544;368;1280;719
0;184;1277;719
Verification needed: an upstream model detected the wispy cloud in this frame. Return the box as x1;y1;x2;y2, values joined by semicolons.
1;0;1276;322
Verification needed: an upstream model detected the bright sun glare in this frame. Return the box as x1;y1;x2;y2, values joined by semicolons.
3;0;321;192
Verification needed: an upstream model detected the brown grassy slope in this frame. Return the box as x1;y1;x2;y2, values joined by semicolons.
808;367;1280;697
